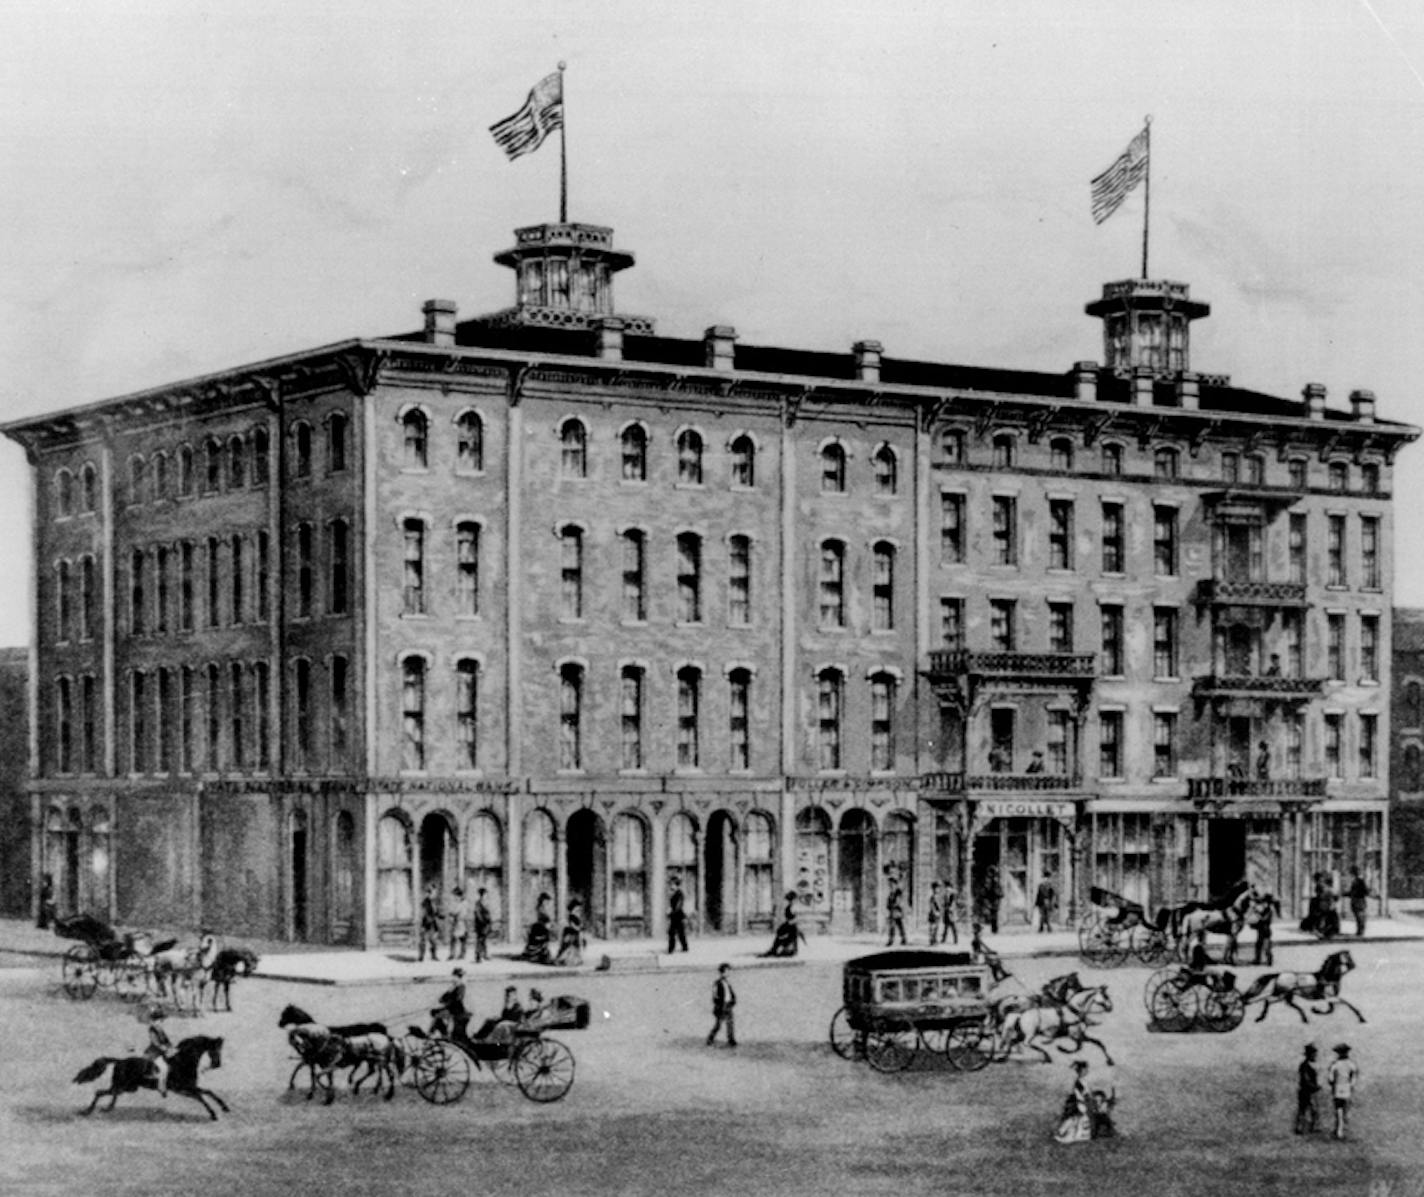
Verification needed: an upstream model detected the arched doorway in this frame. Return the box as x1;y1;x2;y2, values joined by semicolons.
838;809;878;932
794;807;832;922
522;809;557;931
667;813;700;931
290;808;309;940
883;810;915;912
704;811;738;933
332;811;358;944
567;809;607;937
419;811;458;902
610;813;649;937
466;810;504;940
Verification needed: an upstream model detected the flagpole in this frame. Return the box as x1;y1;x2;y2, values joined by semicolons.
1141;115;1151;279
555;61;566;224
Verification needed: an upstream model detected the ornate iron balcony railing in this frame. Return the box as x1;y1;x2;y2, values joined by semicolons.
1187;777;1328;799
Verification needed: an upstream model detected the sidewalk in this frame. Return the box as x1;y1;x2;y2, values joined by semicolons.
6;906;1423;988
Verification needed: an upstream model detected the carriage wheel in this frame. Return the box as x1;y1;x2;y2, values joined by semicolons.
114;962;146;1002
398;1034;424;1087
1201;988;1246;1033
514;1037;576;1103
62;945;98;1000
828;1007;865;1060
1130;924;1170;966
944;1019;991;1072
1079;924;1127;968
864;1024;917;1074
917;1027;950;1057
1147;975;1199;1031
412;1040;471;1105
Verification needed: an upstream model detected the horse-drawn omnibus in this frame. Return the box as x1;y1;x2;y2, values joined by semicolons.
828;950;995;1073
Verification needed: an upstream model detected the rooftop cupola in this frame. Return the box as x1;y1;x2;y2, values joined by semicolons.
1085;278;1210;379
476;222;655;334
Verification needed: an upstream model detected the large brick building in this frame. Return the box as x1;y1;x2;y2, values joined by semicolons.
3;219;1416;946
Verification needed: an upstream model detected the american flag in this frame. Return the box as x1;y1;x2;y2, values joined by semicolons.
1090;125;1149;225
489;72;564;161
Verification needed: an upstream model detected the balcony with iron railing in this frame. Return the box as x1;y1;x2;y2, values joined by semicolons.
1187;777;1328;800
1191;674;1325;700
925;650;1098;681
917;772;1082;794
1196;578;1308;608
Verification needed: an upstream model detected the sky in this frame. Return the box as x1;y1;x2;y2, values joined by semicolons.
1;0;1423;647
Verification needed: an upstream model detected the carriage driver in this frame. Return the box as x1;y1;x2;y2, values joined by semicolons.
1182;932;1218;990
432;968;472;1045
144;1007;176;1098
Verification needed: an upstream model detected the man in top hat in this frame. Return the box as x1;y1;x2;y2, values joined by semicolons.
433;966;471;1045
667;875;690;953
1325;1044;1359;1140
1294;1044;1321;1134
473;888;492;963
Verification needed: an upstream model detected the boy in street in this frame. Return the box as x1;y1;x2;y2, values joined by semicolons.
707;963;737;1047
1326;1043;1359;1140
1294;1044;1320;1134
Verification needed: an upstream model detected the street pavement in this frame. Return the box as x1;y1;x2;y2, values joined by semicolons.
6;901;1423;986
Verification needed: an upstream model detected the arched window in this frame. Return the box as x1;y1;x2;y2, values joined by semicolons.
55;469;74;518
872;543;895;632
883;810;914;906
228;436;246;489
870;671;897;771
523;809;557;922
1406;681;1423;729
560;663;583;769
1154;447;1180;479
621;425;647;482
87;807;111;913
1101;443;1123;476
622;530;646;622
728;535;751;626
55;676;73;772
1328;461;1348;492
677;430;704;485
794;807;832;915
176;446;194;498
456;411;483;472
205;438;223;493
333;811;358;942
611;813;648;928
401;656;426;771
1050;438;1074;471
329;518;349;615
377;812;414;927
820;443;846;493
677;666;701;768
677;533;702;623
128;455;146;505
1245;455;1265;486
560;525;583;620
1362;462;1381;495
730;435;756;487
667;813;699;901
744;811;775;922
251;426;269;485
81;463;99;512
873;446;897;495
402;410;428;470
153;451;169;501
817;669;844;770
402;519;425;615
1405;744;1423;791
465;810;503;934
328;412;348;474
455;658;479;768
992;434;1015;469
456;521;479;616
560;419;586;479
818;540;845;628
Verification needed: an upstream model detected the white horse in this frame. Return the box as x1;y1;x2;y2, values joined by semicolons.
996;984;1114;1065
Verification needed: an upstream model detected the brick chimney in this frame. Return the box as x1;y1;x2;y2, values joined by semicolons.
704;325;737;371
595;316;625;362
422;299;458;347
1350;389;1376;424
1303;382;1327;420
1073;361;1098;404
1177;372;1200;410
1132;365;1155;407
853;340;883;384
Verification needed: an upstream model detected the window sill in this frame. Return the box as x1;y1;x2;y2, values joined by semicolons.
673;620;706;630
1151;775;1180;784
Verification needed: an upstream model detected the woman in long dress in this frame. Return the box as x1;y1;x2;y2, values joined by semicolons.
1055;1060;1115;1143
554;898;584;966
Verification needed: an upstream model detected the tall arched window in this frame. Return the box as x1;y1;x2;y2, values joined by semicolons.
870;671;897;771
819;540;845;628
621;425;647;482
456;410;483;472
622;530;646;622
794;807;832;916
152;451;169;501
1405;744;1423;791
251;426;269;484
1101;443;1123;476
402;519;425;615
523;808;557;922
402;409;428;469
1407;681;1424;729
677;666;701;768
940;429;964;465
128;455;146;505
873;446;897;495
992;434;1015;469
560;664;583;770
677;430;704;485
401;656;426;771
329;519;349;615
456;522;479;616
176;446;194;498
87;807;111;913
55;469;74;518
560;526;583;620
205;438;223;492
817;670;844;770
667;813;699;920
328;412;348;473
466;810;503;934
456;658;479;769
730;435;756;487
821;443;846;493
677;533;702;623
728;535;751;626
611;813;648;928
872;543;895;632
744;811;775;923
377;812;414;928
560;419;587;479
81;462;99;512
228;436;246;489
333;811;358;942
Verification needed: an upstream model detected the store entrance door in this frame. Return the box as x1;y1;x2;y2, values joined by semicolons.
1207;820;1246;899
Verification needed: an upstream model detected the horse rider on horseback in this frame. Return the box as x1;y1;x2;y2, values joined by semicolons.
144;1007;176;1097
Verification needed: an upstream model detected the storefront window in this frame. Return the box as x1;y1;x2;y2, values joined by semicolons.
465;810;504;936
794;807;832;915
611;813;647;922
744;812;775;923
376;813;413;927
667;813;699;905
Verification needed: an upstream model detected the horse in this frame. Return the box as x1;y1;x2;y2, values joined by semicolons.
996;984;1114;1065
1240;950;1365;1024
199;947;260;1012
279;1005;404;1103
1159;881;1252;964
987;970;1084;1030
74;1035;227;1121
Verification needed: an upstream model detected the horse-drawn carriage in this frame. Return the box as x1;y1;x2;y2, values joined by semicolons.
828;950;996;1073
1142;963;1246;1032
54;913;173;1005
1077;887;1171;968
407;994;589;1104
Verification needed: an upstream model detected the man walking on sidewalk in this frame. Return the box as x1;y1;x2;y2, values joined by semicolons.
1034;879;1057;933
667;875;690;953
707;963;737;1047
885;877;907;946
1347;869;1371;938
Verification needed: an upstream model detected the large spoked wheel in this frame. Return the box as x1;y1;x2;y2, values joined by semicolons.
828;1007;865;1060
1147;973;1198;1031
865;1023;917;1074
62;944;99;999
413;1040;472;1105
514;1037;576;1103
1130;924;1171;966
1201;987;1245;1033
1079;923;1128;968
944;1019;991;1072
114;961;147;1002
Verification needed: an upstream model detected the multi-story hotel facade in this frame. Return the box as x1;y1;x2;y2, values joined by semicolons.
5;220;1416;946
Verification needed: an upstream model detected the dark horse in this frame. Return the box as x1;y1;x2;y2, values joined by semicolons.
74;1035;227;1121
1240;950;1365;1024
199;947;260;1012
279;1004;404;1103
1155;881;1252;964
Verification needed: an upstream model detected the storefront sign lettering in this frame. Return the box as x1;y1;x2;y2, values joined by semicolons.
977;800;1076;819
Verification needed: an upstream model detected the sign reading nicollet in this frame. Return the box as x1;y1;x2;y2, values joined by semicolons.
977;800;1077;819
